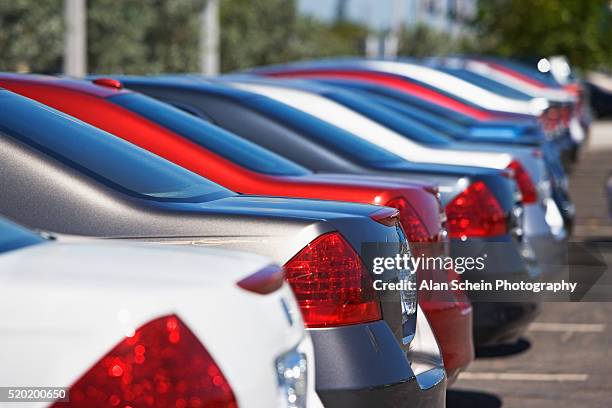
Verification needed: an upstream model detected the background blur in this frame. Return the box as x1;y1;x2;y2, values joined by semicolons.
2;0;612;76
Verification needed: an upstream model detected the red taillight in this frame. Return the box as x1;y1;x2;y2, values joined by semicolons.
542;107;561;133
507;160;537;204
386;197;432;242
283;232;381;328
560;106;572;127
445;181;507;239
53;315;237;408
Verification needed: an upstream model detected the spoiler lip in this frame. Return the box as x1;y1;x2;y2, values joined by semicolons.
237;264;285;295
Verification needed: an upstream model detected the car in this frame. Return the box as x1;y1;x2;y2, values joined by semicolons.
424;56;584;160
0;75;474;382
0;216;321;408
0;88;446;407
249;58;549;116
243;67;576;233
106;76;542;347
587;71;612;118
0;73;474;384
223;77;564;238
221;77;568;280
463;56;590;152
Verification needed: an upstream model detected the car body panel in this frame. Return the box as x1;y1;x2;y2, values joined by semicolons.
104;77;541;348
0;219;321;408
0;89;445;406
0;75;473;381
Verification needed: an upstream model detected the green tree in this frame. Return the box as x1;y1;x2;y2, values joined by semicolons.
220;0;297;72
398;23;474;57
87;0;157;74
0;0;63;72
289;16;366;61
473;0;612;69
145;0;204;73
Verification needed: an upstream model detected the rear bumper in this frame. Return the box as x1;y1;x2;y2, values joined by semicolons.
452;235;541;347
310;310;446;408
423;302;474;385
472;301;540;346
528;230;568;281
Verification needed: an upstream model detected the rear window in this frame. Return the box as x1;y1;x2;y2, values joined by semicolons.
245;96;407;166
368;92;469;136
347;84;477;126
0;91;232;202
327;91;452;146
0;218;45;254
441;69;532;100
109;93;310;176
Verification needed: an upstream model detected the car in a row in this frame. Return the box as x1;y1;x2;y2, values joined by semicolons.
0;55;585;407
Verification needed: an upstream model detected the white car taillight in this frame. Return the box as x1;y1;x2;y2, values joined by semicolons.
51;315;237;408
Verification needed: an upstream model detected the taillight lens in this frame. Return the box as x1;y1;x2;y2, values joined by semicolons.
507;160;537;203
386;197;432;242
560;106;572;127
283;232;381;328
52;315;237;408
445;181;507;239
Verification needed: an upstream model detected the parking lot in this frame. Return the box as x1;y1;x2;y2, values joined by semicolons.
449;121;612;408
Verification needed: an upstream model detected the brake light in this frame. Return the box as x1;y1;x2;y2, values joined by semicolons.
507;160;537;203
560;106;571;127
445;181;507;239
283;232;381;327
386;197;432;242
52;315;237;408
92;78;123;89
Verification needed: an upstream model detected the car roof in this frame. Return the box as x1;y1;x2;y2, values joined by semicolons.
0;73;130;98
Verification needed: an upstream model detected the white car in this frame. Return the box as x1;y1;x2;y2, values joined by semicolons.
0;218;321;408
447;58;574;103
352;59;550;116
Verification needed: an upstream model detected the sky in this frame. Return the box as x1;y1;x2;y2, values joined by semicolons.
297;0;419;30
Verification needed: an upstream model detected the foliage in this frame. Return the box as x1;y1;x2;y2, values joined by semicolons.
473;0;612;69
220;0;366;71
0;0;63;72
87;0;157;74
0;0;365;74
219;0;297;72
398;23;475;58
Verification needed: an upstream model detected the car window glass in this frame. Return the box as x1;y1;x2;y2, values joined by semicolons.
0;91;232;202
109;93;310;176
246;96;407;166
0;218;45;254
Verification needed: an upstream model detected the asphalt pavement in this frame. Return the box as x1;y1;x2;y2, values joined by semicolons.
448;121;612;408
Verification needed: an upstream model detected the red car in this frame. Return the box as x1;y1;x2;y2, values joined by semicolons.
0;74;474;383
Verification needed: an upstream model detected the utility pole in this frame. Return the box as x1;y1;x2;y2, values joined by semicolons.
384;0;405;58
201;0;220;76
63;0;87;76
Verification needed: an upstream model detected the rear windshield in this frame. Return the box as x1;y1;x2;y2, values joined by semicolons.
0;218;45;254
109;93;310;176
440;69;532;100
365;92;469;136
327;91;452;146
245;96;407;166
0;91;232;202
